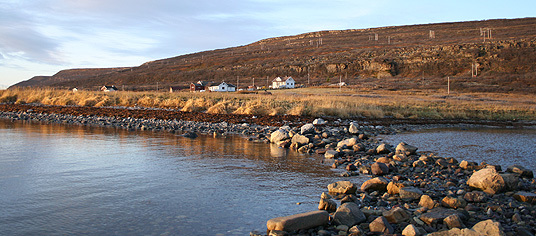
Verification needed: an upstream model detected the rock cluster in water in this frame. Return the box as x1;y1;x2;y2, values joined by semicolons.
262;121;536;236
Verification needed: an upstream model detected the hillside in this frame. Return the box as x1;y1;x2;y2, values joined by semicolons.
11;18;536;93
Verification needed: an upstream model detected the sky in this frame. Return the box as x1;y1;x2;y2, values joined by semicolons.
1;0;534;88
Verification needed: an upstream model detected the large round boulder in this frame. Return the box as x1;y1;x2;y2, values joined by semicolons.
270;129;290;143
467;166;519;194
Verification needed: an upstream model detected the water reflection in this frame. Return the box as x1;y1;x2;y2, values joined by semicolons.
380;127;536;172
0;119;337;235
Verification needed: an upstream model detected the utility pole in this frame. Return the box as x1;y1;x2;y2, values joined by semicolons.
388;36;391;44
447;77;450;95
237;76;239;89
339;75;342;92
307;67;310;85
156;82;159;92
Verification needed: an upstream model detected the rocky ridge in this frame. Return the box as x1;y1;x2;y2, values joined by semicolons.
262;122;536;236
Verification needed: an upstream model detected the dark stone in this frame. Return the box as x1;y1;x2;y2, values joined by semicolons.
371;162;389;176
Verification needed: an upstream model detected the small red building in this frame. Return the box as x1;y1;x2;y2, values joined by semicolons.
190;81;211;92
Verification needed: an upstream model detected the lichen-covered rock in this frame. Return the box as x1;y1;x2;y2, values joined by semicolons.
371;162;389;176
333;202;366;227
466;166;519;194
382;206;410;224
395;142;418;156
441;196;467;209
402;224;425;236
513;191;536;204
419;194;438;209
387;182;406;195
348;122;359;134
328;181;357;194
313;118;326;125
506;164;534;178
318;192;337;212
324;150;340;159
270;129;290;143
471;219;506;236
444;214;465;229
338;138;358;148
300;123;315;135
360;177;389;193
376;143;391;154
368;216;394;234
463;191;487;203
399;187;423;201
419;207;459;225
291;133;309;146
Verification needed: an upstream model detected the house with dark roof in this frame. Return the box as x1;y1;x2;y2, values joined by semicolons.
100;85;118;92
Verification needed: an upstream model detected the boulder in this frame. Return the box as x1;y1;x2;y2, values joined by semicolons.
395;142;418;156
463;191;487;203
466;166;519;194
328;181;357;194
393;153;408;162
352;143;366;152
441;196;467;209
387;182;406;195
419;207;459;225
444;214;465;229
399;187;423;201
413;160;426;168
349;122;359;134
382;206;410;224
270;129;290;143
376;156;391;164
460;160;478;170
368;216;394;234
333;202;366;227
348;225;363;236
181;131;198;139
337;138;358;148
371;162;389;176
324;150;340;159
471;219;506;236
291;134;309;146
427;228;480;236
419;194;438;209
513;191;536;204
402;224;425;236
318;192;337;212
300;123;315;135
267;210;329;232
360;177;389;193
376;143;391;154
313;118;326;125
506;165;534;178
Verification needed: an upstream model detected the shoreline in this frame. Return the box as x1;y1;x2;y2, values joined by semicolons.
1;103;535;235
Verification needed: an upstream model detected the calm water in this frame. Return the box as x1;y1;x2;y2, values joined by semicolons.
0;119;340;236
380;127;536;172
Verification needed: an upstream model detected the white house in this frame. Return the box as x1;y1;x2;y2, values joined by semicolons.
209;82;236;92
100;85;118;92
271;77;295;89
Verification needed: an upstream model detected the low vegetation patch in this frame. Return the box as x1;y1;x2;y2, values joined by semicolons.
1;87;535;121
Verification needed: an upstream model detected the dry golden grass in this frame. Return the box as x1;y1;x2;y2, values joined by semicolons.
1;87;535;121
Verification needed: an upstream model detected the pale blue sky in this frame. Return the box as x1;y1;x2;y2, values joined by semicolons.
1;0;534;87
